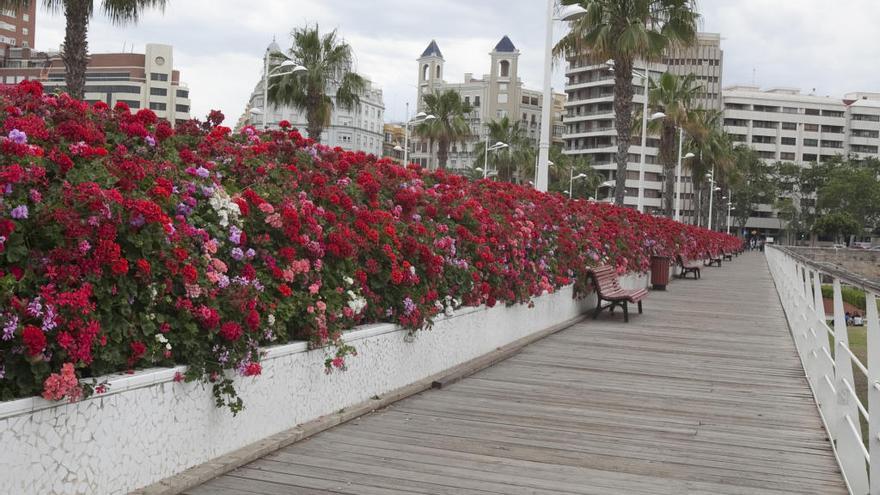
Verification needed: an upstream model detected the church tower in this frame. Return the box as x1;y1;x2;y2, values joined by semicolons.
487;35;521;122
416;40;444;112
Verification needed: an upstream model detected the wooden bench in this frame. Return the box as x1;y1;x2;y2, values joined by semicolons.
704;252;722;267
587;265;648;322
675;255;701;279
722;252;733;261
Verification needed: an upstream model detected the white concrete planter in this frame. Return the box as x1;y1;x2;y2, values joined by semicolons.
0;276;646;495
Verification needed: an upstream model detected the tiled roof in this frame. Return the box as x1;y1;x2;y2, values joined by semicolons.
420;40;443;58
493;35;516;53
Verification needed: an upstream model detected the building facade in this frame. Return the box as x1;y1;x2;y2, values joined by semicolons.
241;41;385;155
722;86;880;233
0;2;35;49
663;33;723;111
382;123;406;163
410;37;565;171
0;43;191;124
561;33;724;219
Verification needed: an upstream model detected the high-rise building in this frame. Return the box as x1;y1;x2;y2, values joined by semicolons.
0;43;192;124
0;2;35;50
411;37;565;171
663;33;723;110
722;85;880;234
241;41;385;155
561;33;723;218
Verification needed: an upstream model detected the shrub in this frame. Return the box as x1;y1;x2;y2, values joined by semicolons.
0;81;740;411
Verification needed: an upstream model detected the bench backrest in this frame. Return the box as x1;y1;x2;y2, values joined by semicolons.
589;265;623;295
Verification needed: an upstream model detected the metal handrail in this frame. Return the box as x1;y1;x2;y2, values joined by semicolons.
771;245;880;294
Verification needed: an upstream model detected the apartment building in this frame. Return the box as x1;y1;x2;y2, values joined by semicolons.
0;43;191;124
0;2;35;49
663;33;723;111
561;33;723;218
411;37;565;170
242;40;385;155
722;85;880;233
382;123;406;163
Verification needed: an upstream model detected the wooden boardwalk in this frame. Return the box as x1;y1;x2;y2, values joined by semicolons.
187;253;846;494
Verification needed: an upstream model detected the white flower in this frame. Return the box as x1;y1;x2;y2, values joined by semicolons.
155;334;168;344
343;276;354;286
434;300;444;311
346;290;367;314
267;314;276;327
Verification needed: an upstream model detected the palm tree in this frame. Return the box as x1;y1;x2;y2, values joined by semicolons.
414;90;472;170
554;0;698;206
646;72;701;216
267;25;366;142
474;117;532;183
0;0;167;100
685;109;732;226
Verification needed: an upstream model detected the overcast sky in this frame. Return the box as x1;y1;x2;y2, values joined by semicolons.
32;0;880;124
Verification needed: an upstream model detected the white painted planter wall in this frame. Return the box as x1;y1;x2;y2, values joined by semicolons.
0;276;646;495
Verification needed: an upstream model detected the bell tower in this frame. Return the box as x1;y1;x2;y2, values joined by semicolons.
488;35;520;121
417;40;444;112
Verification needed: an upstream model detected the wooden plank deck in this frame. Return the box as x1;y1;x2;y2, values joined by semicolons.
186;252;846;494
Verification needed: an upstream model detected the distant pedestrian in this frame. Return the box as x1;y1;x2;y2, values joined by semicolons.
846;312;853;326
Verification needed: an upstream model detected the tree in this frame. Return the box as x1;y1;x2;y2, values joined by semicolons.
554;0;698;206
815;157;880;237
646;72;701;216
267;25;366;142
813;212;862;245
0;0;167;100
473;117;532;183
728;146;777;231
414;90;472;169
547;145;598;198
773;197;800;245
684;109;732;226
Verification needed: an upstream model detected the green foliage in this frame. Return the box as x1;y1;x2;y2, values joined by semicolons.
414;90;473;169
472;117;534;183
729;146;777;229
267;24;366;142
820;285;879;312
813;212;862;242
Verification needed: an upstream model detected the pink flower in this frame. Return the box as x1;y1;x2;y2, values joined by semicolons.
308;283;320;295
42;363;82;402
258;203;275;214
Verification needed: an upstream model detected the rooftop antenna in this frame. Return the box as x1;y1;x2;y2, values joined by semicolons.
752;67;756;86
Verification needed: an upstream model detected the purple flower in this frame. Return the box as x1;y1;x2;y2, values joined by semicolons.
228;226;242;245
26;297;43;318
10;205;28;219
145;135;156;147
8;129;27;144
195;166;210;178
245;248;256;259
42;305;57;332
2;314;18;341
403;297;416;316
231;247;244;261
200;185;215;197
130;214;145;227
3;184;11;195
218;275;230;289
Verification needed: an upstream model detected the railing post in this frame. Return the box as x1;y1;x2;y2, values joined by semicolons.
833;277;869;493
867;290;880;495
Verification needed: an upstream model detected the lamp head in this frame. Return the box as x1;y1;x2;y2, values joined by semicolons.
684;152;695;159
649;112;667;121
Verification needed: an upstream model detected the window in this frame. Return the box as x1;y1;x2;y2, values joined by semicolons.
821;109;844;118
757;151;775;159
499;60;510;77
852;129;879;138
751;135;775;144
803;153;818;162
804;123;819;132
176;104;189;113
473;96;480;107
821;125;843;133
803;139;818;147
804;108;820;116
723;118;747;127
821;140;843;148
781;122;797;130
782;107;799;114
149;102;166;111
150;72;168;82
522;95;530;105
852;144;879;153
780;152;795;160
531;97;538;106
781;137;796;146
22;28;28;35
118;99;140;109
852;113;880;122
176;89;189;98
435;65;441;78
83;85;140;94
752;120;776;129
497;93;507;104
150;87;167;96
422;64;429;81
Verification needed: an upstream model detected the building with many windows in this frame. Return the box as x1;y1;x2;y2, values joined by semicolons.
0;43;191;124
240;41;385;155
0;2;35;50
561;33;724;219
722;85;880;233
410;37;565;171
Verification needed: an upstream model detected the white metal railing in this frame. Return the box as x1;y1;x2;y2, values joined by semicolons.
766;246;880;494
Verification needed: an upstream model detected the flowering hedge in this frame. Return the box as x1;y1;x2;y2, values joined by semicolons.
0;81;740;411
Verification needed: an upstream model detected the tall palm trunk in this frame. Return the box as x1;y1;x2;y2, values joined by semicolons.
660;126;677;217
62;0;90;100
437;139;449;169
612;57;634;206
305;94;324;142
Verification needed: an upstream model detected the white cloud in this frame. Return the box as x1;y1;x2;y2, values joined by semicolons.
30;0;880;123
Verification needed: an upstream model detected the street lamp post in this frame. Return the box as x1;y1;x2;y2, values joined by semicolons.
537;3;588;192
484;141;508;179
570;171;587;199
706;168;721;230
726;201;735;234
674;133;695;222
260;56;306;130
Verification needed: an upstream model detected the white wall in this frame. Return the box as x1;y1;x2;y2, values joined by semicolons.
0;277;656;495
